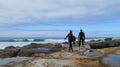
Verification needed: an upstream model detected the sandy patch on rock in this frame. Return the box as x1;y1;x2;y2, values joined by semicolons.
24;59;77;67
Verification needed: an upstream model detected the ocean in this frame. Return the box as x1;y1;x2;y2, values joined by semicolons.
0;37;110;49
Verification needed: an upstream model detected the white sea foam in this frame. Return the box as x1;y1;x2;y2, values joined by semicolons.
0;38;103;49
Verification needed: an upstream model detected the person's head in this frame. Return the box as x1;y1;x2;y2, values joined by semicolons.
80;29;83;32
69;30;72;33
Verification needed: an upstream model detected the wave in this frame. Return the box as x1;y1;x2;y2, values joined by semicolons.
0;38;45;42
0;37;107;42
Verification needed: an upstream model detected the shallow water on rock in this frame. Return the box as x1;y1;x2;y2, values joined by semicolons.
102;54;120;67
84;50;90;55
83;50;102;56
37;48;50;51
0;57;32;66
25;48;51;53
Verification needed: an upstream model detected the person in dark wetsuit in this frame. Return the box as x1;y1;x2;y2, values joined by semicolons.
78;29;85;49
64;30;74;52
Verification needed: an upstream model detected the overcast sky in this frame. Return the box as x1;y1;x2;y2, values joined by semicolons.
0;0;120;37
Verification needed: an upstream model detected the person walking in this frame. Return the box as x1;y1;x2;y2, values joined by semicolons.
78;29;85;50
64;30;74;52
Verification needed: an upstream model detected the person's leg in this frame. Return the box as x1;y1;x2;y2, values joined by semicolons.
69;41;72;52
79;39;82;50
80;39;83;49
81;38;84;47
81;40;84;48
78;41;80;47
71;42;73;52
69;42;71;51
79;41;81;50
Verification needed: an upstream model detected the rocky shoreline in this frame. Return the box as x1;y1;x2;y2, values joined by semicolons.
0;43;63;58
0;38;120;67
89;38;120;49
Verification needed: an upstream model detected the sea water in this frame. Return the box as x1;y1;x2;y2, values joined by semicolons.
0;38;65;49
0;37;105;49
102;54;120;67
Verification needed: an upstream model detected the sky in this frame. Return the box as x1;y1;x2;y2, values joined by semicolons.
0;0;120;38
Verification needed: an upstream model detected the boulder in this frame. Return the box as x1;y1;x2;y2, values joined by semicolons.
0;50;3;54
0;43;64;57
18;43;62;57
97;40;101;41
62;42;69;44
90;40;95;42
18;47;62;57
104;38;112;41
89;39;120;49
33;53;46;57
18;48;51;57
4;46;16;50
21;43;59;49
0;46;20;58
89;42;103;49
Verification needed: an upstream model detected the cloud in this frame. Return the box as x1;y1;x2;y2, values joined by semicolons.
0;29;68;37
0;29;120;37
0;0;120;26
0;0;120;37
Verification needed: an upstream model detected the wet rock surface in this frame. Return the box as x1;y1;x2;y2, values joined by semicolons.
102;54;120;67
18;48;51;57
0;39;120;58
0;46;20;58
0;38;120;67
89;39;120;49
1;41;120;67
104;38;112;41
18;43;62;57
0;43;63;58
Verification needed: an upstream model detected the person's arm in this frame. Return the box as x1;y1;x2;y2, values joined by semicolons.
78;33;80;40
64;34;68;40
83;33;85;41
